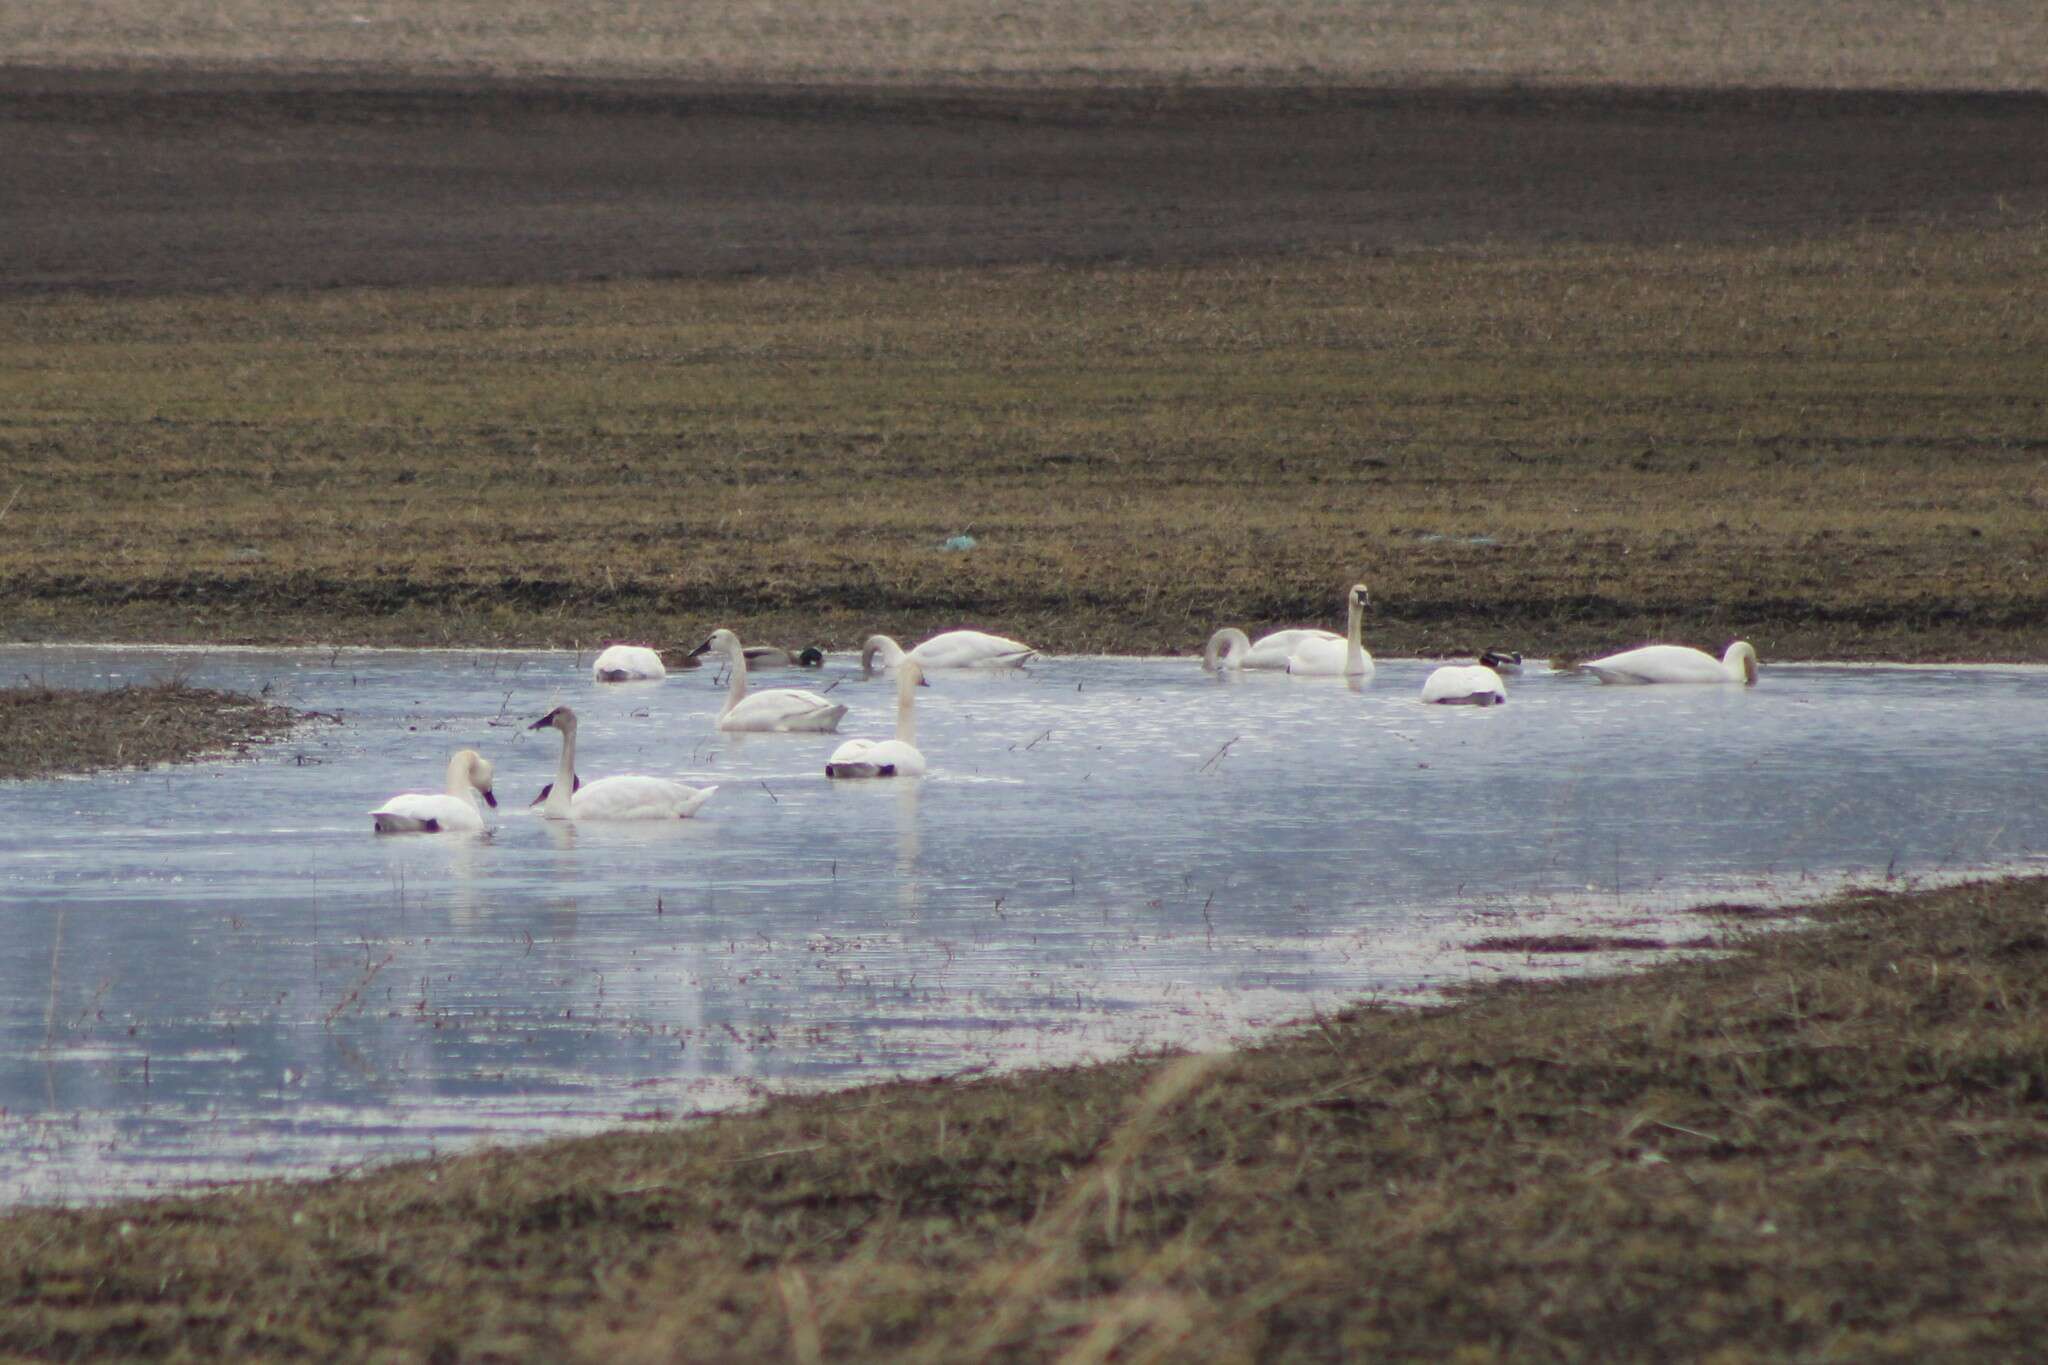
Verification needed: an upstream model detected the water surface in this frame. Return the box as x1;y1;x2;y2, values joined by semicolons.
3;645;2043;1203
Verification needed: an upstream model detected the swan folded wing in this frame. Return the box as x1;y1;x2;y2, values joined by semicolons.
369;792;483;833
1581;644;1727;685
570;775;717;820
912;630;1035;669
721;689;848;733
591;644;666;683
825;737;924;779
1243;628;1338;670
1421;664;1507;705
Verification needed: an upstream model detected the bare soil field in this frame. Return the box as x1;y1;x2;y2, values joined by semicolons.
5;72;2046;660
5;74;2046;298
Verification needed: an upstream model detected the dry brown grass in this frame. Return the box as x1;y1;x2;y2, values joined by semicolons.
0;681;304;780
5;875;2046;1358
5;224;2046;659
4;1;2045;90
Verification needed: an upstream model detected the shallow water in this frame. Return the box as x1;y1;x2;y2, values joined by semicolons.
3;645;2044;1204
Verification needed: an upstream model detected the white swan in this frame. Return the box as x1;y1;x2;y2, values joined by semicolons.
826;659;930;778
1284;585;1375;679
1582;641;1760;686
692;628;848;732
591;644;666;683
527;706;716;819
860;629;1034;674
1201;626;1340;672
370;749;497;834
1421;664;1507;706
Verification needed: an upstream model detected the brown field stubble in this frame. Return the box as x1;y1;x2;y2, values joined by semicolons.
5;876;2047;1359
5;226;2046;659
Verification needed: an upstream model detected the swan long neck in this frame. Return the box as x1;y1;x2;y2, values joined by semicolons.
1346;593;1366;672
896;669;919;746
444;752;474;801
546;723;577;819
1203;627;1249;672
1726;641;1759;685
720;638;750;712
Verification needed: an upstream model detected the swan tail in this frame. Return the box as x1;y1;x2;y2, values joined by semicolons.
826;761;896;779
372;813;440;834
677;785;718;817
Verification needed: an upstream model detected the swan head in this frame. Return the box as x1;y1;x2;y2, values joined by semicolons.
690;628;744;661
529;705;578;735
860;635;905;676
1724;641;1760;685
900;659;930;692
796;646;826;668
1348;584;1371;611
1202;627;1250;672
455;749;498;808
1478;648;1523;671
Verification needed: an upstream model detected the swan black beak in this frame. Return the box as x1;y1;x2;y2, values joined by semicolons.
917;676;930;687
482;790;499;808
528;716;550;730
530;782;553;807
687;637;714;658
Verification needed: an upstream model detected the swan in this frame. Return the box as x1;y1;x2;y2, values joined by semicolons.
743;644;826;669
1421;664;1507;706
1582;641;1760;686
527;706;716;819
1284;585;1375;679
1478;649;1523;674
370;749;497;833
826;659;930;778
860;629;1034;674
691;628;848;732
591;644;666;683
1201;626;1341;672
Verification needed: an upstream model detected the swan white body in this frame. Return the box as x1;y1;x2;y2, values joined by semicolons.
528;706;716;820
371;750;497;833
591;644;666;683
1202;626;1339;672
1285;585;1375;679
827;660;929;778
1582;641;1760;686
861;629;1035;673
1421;664;1507;706
693;628;848;732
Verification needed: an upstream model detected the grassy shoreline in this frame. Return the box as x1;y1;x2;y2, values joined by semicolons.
5;874;2045;1357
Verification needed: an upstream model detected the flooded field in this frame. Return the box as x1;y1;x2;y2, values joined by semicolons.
4;645;2044;1203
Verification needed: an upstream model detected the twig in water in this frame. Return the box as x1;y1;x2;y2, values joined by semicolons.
1024;729;1053;751
1198;735;1242;774
760;780;779;804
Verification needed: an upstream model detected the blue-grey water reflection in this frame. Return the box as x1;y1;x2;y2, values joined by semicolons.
3;645;2044;1203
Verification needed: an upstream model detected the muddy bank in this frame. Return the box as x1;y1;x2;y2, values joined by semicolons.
0;683;305;780
4;875;2045;1357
